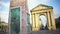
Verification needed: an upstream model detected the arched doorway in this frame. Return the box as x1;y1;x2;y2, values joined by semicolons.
39;15;48;30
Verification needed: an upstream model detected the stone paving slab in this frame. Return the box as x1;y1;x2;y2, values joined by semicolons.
31;30;60;34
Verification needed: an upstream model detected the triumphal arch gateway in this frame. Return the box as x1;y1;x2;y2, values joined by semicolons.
30;4;56;31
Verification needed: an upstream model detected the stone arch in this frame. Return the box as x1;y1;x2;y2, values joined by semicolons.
39;15;47;27
30;4;56;31
39;14;48;30
39;13;48;30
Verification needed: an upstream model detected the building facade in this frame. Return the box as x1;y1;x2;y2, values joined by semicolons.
8;0;29;34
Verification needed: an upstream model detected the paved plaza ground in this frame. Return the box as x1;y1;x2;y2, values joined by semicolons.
31;30;60;34
0;30;60;34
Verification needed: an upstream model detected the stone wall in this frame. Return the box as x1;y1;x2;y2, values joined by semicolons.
9;0;28;34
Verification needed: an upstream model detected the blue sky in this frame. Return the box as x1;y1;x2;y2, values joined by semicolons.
0;0;60;23
28;0;60;18
0;0;10;23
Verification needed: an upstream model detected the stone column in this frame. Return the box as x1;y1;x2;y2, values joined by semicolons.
35;14;40;31
50;10;56;30
32;14;35;31
38;14;42;30
30;13;33;31
47;12;51;30
46;12;49;30
31;13;33;31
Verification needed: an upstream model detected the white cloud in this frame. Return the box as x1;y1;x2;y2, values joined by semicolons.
0;1;10;8
0;11;9;23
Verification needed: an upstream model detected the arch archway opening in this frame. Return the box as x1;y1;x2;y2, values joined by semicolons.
39;15;48;30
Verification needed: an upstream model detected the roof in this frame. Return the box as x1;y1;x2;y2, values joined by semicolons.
31;4;53;12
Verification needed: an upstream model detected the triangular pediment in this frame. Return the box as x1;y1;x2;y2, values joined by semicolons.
31;4;53;11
